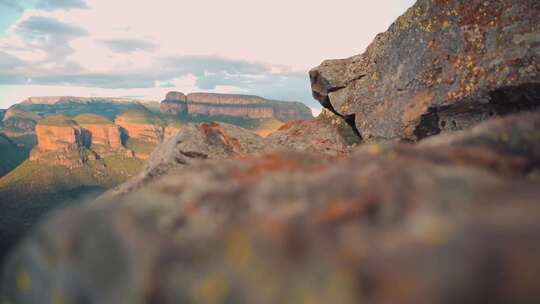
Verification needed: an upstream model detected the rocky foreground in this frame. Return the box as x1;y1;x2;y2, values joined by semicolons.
2;0;540;303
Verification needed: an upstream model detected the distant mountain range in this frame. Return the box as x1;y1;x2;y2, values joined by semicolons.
0;92;313;261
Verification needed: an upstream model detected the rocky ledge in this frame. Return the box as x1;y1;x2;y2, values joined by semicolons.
160;92;314;121
310;0;539;142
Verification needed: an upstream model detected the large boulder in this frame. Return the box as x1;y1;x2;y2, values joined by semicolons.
310;0;540;142
3;112;540;304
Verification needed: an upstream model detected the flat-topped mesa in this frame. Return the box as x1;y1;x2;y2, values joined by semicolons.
74;114;122;149
160;92;313;121
22;96;143;105
160;91;188;115
33;116;89;153
310;0;540;142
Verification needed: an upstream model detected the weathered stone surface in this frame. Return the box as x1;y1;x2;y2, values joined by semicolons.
266;119;350;156
106;122;267;198
310;0;540;142
4;112;540;304
164;124;182;140
107;119;350;198
160;92;314;121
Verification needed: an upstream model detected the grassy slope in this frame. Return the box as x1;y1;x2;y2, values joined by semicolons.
117;108;164;125
0;134;27;177
74;113;114;125
0;156;144;262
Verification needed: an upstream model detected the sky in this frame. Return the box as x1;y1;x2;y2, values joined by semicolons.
0;0;416;113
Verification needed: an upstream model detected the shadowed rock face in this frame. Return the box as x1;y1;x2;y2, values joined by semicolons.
3;112;540;304
310;0;540;142
160;92;314;121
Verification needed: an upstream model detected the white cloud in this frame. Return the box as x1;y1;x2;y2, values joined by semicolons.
0;0;416;109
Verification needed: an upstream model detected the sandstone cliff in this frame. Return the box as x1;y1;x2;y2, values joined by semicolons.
310;0;540;142
115;109;164;145
160;92;313;121
74;114;122;149
33;116;88;153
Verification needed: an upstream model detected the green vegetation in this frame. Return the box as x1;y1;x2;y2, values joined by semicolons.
0;134;27;177
0;156;144;262
126;138;157;155
74;113;114;125
316;113;362;146
38;115;77;127
117;108;164;125
165;113;285;131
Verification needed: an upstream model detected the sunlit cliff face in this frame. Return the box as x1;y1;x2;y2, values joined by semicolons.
0;0;415;109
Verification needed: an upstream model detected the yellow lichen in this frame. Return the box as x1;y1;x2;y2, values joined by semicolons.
194;274;230;304
16;271;31;292
371;71;379;81
442;20;450;29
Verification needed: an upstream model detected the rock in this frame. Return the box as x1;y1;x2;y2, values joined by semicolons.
160;91;188;115
160;92;314;121
74;114;122;149
105;122;266;198
4;111;540;304
164;124;182;140
310;0;540;142
32;116;88;153
266;119;350;156
115;109;165;145
106;118;350;198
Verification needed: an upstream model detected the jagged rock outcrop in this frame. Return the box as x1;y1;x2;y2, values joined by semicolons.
4;112;540;304
105;119;351;198
310;0;540;142
74;114;122;149
105;122;267;197
115;109;164;145
160;92;313;121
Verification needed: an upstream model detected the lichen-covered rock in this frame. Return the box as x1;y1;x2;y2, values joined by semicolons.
4;111;540;304
266;119;350;156
310;0;540;142
105;122;266;197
